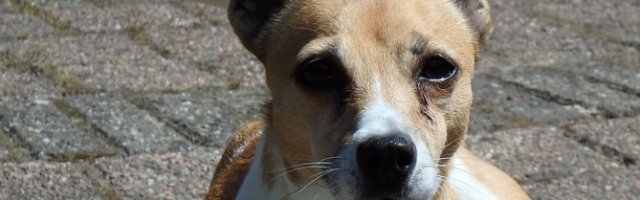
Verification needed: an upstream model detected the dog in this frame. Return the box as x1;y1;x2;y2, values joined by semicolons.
206;0;530;199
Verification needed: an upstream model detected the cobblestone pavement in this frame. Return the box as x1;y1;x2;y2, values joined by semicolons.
0;0;638;199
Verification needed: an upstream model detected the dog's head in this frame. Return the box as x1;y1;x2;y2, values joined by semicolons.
228;0;492;199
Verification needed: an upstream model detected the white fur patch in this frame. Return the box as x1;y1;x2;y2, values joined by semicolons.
236;133;331;200
449;158;498;200
236;135;267;200
338;88;441;199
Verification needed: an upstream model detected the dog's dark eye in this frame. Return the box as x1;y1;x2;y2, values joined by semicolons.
418;56;458;83
295;57;348;92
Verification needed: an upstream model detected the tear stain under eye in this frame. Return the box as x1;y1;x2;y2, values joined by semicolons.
416;82;434;122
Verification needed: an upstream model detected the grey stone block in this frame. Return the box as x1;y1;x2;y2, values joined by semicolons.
7;34;223;91
0;69;63;98
466;126;639;199
50;2;200;33
173;1;227;25
566;116;640;162
146;25;265;88
559;62;640;94
472;74;585;126
8;34;138;66
0;14;55;40
486;3;639;70
210;87;269;120
67;94;198;155
93;152;218;200
142;92;244;150
497;67;640;118
0;161;102;200
468;107;520;133
92;0;170;7
523;169;640;200
0;98;118;160
496;0;640;45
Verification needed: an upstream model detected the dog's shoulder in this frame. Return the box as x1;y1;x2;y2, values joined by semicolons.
206;121;266;200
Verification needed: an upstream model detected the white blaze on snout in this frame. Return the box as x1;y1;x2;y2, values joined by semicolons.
336;78;441;198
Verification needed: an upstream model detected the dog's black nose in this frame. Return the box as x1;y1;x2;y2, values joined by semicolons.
356;134;417;196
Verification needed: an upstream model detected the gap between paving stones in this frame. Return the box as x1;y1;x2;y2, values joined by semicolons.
5;0;78;36
0;129;31;162
121;90;212;146
563;127;637;167
124;25;177;59
51;99;128;158
82;162;122;200
584;76;640;99
489;74;621;119
0;49;94;95
121;24;246;91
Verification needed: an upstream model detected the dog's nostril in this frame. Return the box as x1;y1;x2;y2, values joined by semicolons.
395;147;415;170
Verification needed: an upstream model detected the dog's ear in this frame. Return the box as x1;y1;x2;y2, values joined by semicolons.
227;0;286;59
453;0;494;46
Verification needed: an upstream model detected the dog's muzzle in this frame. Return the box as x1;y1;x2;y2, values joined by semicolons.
356;134;417;198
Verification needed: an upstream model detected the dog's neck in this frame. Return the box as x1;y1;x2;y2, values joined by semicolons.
237;131;330;200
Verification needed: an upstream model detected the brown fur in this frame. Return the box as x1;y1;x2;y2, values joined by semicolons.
206;122;264;200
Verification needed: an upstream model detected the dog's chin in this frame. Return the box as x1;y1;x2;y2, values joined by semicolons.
325;168;441;200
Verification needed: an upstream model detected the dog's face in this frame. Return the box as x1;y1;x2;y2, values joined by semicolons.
228;0;492;199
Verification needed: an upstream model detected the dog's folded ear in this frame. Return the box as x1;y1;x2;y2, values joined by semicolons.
453;0;494;46
227;0;285;59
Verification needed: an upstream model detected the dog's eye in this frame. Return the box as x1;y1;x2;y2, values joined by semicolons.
295;57;348;92
418;56;458;83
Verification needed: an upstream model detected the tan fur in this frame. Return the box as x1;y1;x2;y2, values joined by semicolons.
207;0;529;199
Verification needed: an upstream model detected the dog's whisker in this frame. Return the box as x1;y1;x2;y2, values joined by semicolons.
280;168;340;200
445;176;487;195
271;162;333;173
269;165;332;184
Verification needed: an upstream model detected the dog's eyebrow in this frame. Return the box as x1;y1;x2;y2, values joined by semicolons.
411;33;429;55
300;40;340;62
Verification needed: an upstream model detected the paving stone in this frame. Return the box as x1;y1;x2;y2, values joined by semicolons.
0;14;55;39
210;87;269;120
92;0;170;7
0;161;102;200
0;69;63;98
143;92;244;149
486;3;640;70
0;98;118;160
465;126;639;199
566;116;640;161
50;2;200;32
67;94;198;155
496;67;640;118
496;0;640;45
93;151;218;199
468;108;520;133
8;34;223;91
173;1;227;25
523;169;640;200
559;62;640;94
473;74;585;126
146;25;265;88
